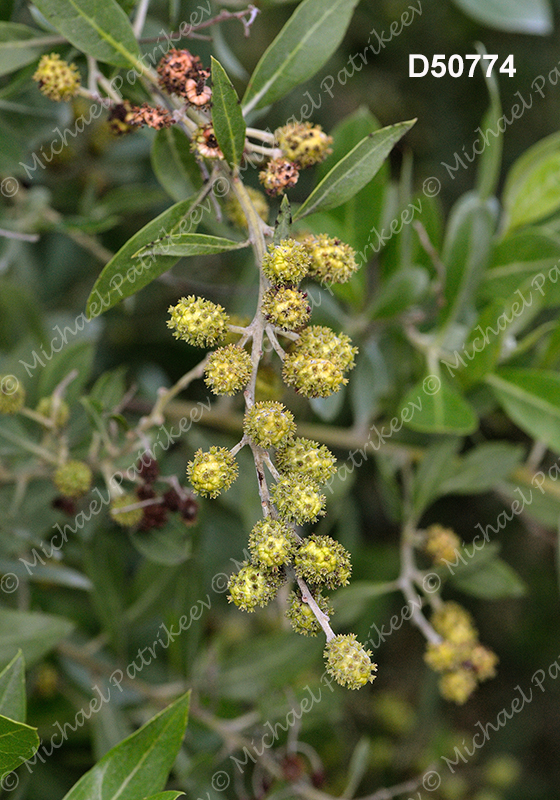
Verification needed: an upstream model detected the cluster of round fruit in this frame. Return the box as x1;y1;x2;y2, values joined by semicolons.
424;601;498;704
259;121;333;196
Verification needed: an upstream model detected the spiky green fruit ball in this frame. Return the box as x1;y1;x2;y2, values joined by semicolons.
262;286;310;331
261;240;311;286
187;446;238;498
226;187;269;229
294;534;351;588
243;401;296;448
302;234;359;285
167;296;229;347
275;438;336;485
36;396;70;428
282;353;347;398
53;460;92;499
227;561;284;611
271;476;326;524
248;518;297;568
204;344;252;396
286;590;333;636
33;53;81;102
296;326;357;372
0;375;25;415
110;493;143;527
324;634;377;690
275;122;333;168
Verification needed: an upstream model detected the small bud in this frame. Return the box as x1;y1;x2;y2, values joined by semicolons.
259;157;299;196
227;561;284;611
438;669;477;705
275;437;336;485
0;376;25;415
204;344;252;396
110;493;143;527
323;634;377;690
249;518;297;568
53;460;92;499
167;295;229;347
282;353;347;398
36;396;70;428
226;188;269;229
301;234;359;285
262;286;311;331
271;476;326;524
243;401;296;448
424;524;461;565
294;534;351;588
33;53;80;102
261;239;311;287
275;122;333;168
286;590;333;636
187;446;238;498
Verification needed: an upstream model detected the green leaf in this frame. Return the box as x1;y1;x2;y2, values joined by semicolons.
0;652;25;723
273;195;292;244
86;196;200;318
243;0;360;112
0;609;73;668
369;266;429;319
144;794;185;800
0;715;39;778
487;368;560;454
32;0;140;68
37;340;95;406
294;121;415;221
502;131;560;234
439;192;496;329
399;377;478;436
146;233;248;258
475;43;503;199
450;0;552;34
130;517;192;565
439;443;524;496
482;228;560;302
331;581;396;627
210;58;245;169
450;557;527;599
151;128;202;202
412;438;461;519
0;23;49;77
61;692;190;800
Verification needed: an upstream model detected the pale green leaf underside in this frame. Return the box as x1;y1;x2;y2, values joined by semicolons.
243;0;360;112
211;57;246;168
0;651;25;723
399;378;478;435
0;23;50;77
145;234;248;258
450;0;552;34
32;0;140;68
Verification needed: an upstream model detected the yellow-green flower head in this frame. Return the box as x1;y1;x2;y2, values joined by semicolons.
286;590;333;636
262;286;311;331
424;524;461;565
36;396;70;428
294;534;351;588
33;53;81;102
275;122;333;168
296;326;358;372
227;561;284;612
110;493;143;527
302;234;358;285
243;401;296;448
261;240;311;286
204;344;252;396
271;476;326;524
248;518;297;568
275;437;336;485
282;352;347;398
424;640;465;673
438;669;477;705
431;602;477;645
226;187;269;229
323;634;377;690
470;644;498;681
0;375;25;415
167;296;229;347
53;460;92;499
187;446;238;498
